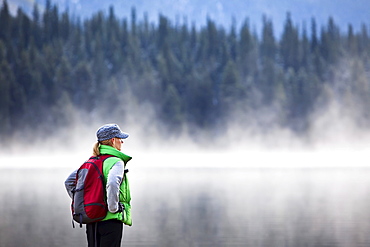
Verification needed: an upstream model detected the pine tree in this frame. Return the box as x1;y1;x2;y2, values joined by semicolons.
228;18;237;62
0;0;11;41
238;18;257;79
320;17;341;66
59;10;70;41
259;16;277;104
31;2;42;49
220;60;243;112
280;12;299;71
0;41;12;132
16;9;32;50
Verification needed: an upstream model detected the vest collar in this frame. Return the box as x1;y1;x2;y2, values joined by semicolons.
99;144;132;163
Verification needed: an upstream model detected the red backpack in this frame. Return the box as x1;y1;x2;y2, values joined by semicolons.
71;155;114;228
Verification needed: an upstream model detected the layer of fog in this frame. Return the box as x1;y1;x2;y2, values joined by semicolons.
2;84;370;170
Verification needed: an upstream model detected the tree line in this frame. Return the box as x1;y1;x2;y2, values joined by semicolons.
0;0;369;140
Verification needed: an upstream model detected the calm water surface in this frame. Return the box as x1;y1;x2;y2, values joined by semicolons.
0;154;369;247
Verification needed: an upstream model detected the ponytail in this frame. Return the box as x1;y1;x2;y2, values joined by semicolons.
92;139;114;156
92;142;100;156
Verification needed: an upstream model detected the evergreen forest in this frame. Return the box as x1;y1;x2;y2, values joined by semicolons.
1;0;370;142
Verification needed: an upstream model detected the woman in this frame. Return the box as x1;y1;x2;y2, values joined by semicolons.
65;123;133;247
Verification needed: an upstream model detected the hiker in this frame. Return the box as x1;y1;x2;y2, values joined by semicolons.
65;123;133;247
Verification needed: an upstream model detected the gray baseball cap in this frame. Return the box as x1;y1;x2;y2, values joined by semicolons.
96;124;129;142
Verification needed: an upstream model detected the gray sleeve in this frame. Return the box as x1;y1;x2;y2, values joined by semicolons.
106;161;124;213
65;170;77;198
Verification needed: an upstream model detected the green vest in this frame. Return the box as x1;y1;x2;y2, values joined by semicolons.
99;145;133;226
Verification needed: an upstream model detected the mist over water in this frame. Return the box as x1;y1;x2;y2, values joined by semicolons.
1;96;370;247
1;145;370;247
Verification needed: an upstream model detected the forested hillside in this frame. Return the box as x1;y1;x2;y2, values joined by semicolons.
0;0;369;141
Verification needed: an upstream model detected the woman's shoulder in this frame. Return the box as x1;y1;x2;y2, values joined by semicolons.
104;156;122;164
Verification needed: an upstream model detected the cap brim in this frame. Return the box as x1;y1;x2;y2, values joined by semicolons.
117;132;129;139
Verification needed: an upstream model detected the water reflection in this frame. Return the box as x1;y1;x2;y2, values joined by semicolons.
0;158;370;247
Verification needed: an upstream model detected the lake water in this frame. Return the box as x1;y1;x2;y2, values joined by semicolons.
1;151;370;247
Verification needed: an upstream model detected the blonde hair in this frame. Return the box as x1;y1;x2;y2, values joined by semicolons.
92;139;113;156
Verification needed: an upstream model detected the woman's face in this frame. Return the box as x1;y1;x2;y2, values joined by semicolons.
112;137;124;151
